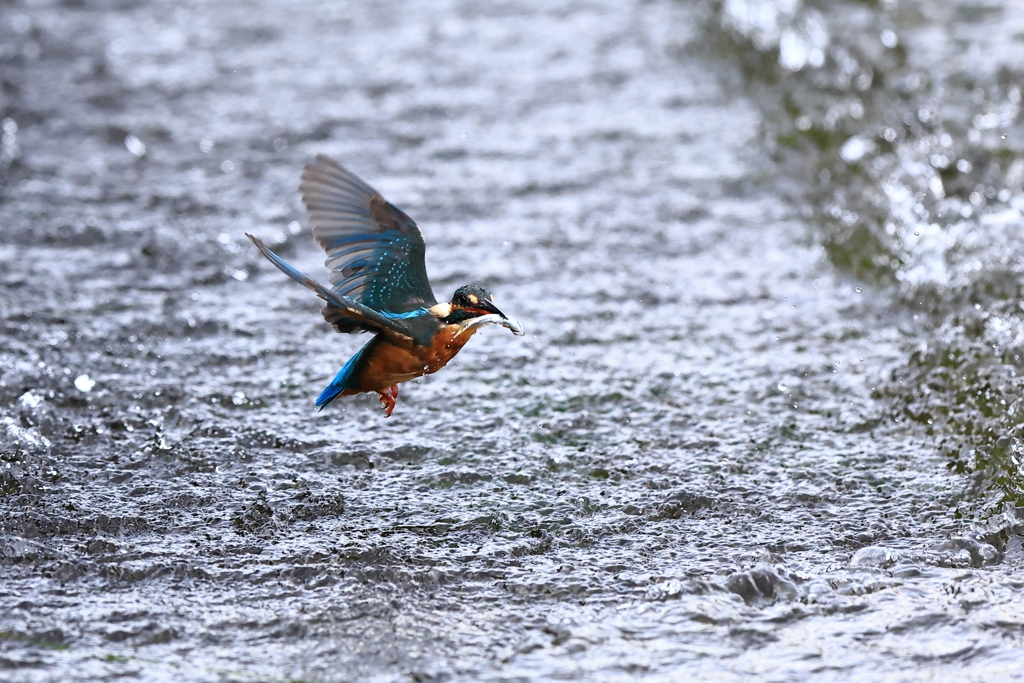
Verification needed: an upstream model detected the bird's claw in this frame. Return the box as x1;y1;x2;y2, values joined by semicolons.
377;385;399;418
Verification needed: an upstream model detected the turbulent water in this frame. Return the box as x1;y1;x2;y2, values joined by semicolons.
2;0;1024;681
718;0;1024;514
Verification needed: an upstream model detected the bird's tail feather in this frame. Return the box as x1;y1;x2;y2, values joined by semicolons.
315;340;372;410
315;383;345;410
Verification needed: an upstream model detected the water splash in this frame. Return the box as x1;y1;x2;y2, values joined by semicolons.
715;0;1024;512
1;413;51;450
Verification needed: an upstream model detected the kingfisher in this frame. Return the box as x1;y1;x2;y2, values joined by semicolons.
246;155;524;417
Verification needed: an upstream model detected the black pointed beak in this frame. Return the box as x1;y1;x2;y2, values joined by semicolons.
474;299;507;318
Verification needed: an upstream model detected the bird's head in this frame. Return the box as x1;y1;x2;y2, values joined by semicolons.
437;284;524;335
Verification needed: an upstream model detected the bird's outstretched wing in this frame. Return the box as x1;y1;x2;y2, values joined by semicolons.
245;234;414;343
300;155;438;314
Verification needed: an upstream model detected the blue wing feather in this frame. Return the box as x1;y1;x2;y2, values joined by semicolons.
300;156;438;314
244;234;418;342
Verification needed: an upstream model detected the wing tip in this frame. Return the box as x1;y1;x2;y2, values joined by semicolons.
300;155;379;200
301;154;345;183
245;232;268;254
305;153;341;176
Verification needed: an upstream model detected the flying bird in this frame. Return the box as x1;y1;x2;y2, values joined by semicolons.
246;155;523;417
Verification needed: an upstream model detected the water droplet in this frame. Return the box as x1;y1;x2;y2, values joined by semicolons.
779;29;808;72
74;375;96;392
840;136;874;163
19;390;44;407
11;15;31;34
124;134;146;157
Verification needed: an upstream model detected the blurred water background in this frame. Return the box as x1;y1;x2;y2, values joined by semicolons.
2;0;1024;681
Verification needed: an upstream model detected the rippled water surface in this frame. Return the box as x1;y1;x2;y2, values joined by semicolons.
2;0;1024;681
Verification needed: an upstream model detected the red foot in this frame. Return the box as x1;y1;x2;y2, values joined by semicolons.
377;384;400;417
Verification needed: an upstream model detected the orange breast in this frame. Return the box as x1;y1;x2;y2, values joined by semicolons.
423;325;478;373
354;325;477;393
